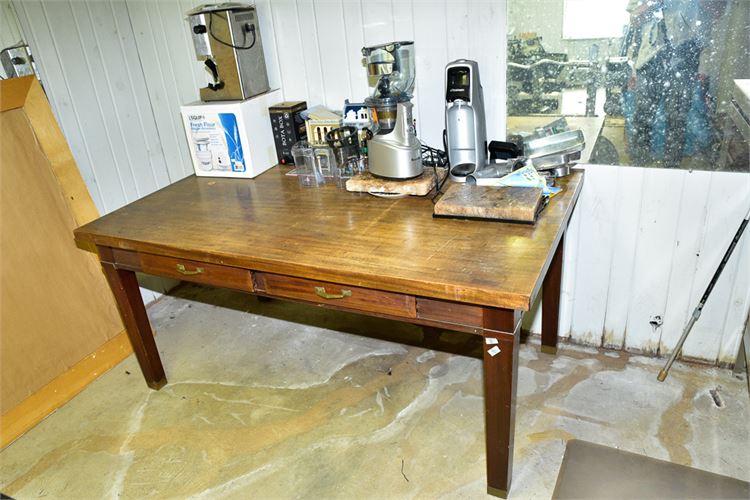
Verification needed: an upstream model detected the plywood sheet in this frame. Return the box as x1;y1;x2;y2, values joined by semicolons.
0;105;122;414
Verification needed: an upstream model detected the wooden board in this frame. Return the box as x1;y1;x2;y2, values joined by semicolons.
345;168;447;196
433;184;545;223
0;78;124;418
75;167;584;311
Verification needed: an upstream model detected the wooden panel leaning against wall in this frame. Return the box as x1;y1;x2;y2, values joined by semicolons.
0;77;136;448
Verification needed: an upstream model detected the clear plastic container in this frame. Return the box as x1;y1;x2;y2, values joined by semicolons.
291;141;337;188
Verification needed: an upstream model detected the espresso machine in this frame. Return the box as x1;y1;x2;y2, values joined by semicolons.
187;3;270;101
445;59;487;182
362;41;422;179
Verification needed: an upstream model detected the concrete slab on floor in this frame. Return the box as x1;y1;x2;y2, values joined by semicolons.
1;285;748;499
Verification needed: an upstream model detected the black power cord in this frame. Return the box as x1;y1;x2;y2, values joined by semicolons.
208;12;257;50
420;143;449;204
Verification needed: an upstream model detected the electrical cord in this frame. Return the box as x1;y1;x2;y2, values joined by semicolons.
208;12;257;50
420;143;449;204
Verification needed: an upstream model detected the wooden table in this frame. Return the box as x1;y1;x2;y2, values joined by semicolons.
74;167;584;497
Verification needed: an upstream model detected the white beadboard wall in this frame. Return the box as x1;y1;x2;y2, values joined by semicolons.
7;0;749;365
0;0;24;78
523;165;750;366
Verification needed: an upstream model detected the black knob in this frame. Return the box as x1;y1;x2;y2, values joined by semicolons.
193;24;207;34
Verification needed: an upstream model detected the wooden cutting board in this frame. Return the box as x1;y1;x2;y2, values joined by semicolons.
433;184;546;223
346;168;447;196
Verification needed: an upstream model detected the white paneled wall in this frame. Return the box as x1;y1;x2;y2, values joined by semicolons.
0;1;23;78
7;0;749;365
523;165;750;366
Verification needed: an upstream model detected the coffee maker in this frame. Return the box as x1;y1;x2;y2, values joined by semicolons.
445;59;487;182
187;3;270;102
362;41;423;179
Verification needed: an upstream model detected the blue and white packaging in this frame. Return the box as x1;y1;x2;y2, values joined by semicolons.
180;89;282;178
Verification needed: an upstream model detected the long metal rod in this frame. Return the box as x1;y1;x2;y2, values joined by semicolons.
658;206;750;382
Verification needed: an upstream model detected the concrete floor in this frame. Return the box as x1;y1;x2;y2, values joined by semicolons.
2;284;748;499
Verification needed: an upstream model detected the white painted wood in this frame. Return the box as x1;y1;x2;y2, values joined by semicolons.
567;165;618;345
254;0;282;90
659;171;713;355
412;0;448;147
268;0;309;102
718;231;750;365
623;168;685;354
295;0;327;108
341;0;368;102
601;167;645;348
312;0;352;109
558;167;585;339
0;0;24;80
681;173;750;362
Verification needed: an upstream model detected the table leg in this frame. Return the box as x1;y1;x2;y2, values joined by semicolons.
483;309;520;498
99;249;166;390
542;233;564;354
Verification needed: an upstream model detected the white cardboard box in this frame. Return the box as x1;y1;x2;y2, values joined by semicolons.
180;89;282;178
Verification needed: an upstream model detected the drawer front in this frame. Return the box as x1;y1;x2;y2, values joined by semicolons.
417;298;484;329
139;253;253;292
255;272;416;318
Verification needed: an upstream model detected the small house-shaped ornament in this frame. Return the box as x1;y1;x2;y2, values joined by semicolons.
342;100;371;128
304;106;342;146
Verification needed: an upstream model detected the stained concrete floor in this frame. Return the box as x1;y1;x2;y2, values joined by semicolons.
2;284;748;499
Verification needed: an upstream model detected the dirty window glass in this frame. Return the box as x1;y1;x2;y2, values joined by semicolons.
507;0;750;171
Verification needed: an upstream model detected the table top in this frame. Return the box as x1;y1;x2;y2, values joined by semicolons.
75;167;584;310
507;115;606;163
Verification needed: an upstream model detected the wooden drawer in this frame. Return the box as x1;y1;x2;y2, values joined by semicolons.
417;298;484;329
255;272;416;318
139;253;253;292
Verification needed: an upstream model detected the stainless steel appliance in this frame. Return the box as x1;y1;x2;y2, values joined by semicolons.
187;3;270;102
1;44;36;79
445;59;487;182
362;41;422;179
524;129;584;177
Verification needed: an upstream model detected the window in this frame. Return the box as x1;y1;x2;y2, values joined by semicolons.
507;0;750;172
562;0;631;40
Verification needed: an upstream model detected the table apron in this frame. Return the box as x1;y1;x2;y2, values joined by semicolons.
102;247;520;336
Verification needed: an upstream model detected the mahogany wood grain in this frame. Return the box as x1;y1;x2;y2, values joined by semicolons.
417;298;484;328
98;246;166;389
542;234;564;354
254;272;416;318
74;167;583;311
482;309;521;498
140;253;254;292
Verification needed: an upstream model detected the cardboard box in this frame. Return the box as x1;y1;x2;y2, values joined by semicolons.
180;89;282;178
269;101;307;165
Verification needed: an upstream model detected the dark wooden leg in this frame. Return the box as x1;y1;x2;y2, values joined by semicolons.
482;308;521;498
98;247;166;390
421;325;443;348
542;233;564;354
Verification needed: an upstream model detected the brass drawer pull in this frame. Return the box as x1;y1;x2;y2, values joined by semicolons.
176;263;204;275
314;286;352;299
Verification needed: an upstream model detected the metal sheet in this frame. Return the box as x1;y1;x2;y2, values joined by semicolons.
553;440;750;499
